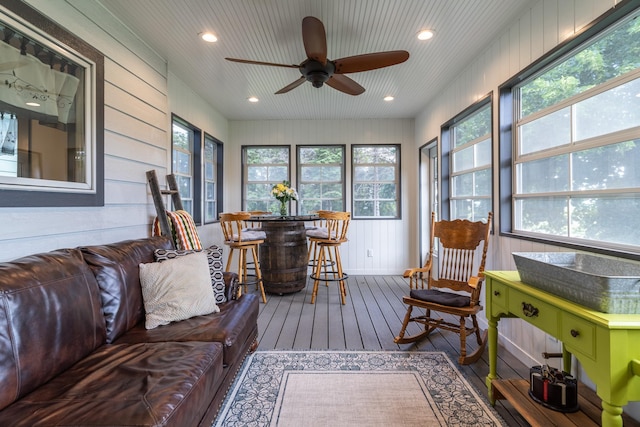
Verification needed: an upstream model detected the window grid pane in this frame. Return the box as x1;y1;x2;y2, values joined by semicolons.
450;103;492;221
172;121;193;214
244;146;290;213
513;10;640;250
297;146;344;214
203;137;216;222
352;145;400;218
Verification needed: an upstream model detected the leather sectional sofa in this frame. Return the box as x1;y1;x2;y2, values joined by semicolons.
0;236;259;426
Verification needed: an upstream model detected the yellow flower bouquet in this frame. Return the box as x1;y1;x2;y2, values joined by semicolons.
271;180;298;215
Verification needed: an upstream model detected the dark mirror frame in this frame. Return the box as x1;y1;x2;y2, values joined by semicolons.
0;0;104;207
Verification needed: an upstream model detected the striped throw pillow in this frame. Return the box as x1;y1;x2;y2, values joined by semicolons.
152;210;202;251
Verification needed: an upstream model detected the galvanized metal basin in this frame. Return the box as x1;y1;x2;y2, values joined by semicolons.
512;252;640;314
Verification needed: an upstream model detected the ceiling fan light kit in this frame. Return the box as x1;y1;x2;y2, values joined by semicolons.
225;16;409;96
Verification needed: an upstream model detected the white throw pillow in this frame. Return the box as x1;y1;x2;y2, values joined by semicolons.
139;251;220;329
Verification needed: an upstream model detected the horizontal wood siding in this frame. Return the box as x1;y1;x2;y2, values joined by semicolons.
0;0;169;261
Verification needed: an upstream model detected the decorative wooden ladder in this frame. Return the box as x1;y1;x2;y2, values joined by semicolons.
146;170;184;247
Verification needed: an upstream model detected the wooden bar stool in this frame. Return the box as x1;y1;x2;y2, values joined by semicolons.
242;211;270;274
305;210;330;269
307;211;350;304
219;212;267;303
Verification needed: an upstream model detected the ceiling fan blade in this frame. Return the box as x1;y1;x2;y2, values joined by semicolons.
302;16;327;65
275;76;307;94
225;57;299;69
326;74;365;96
333;50;410;74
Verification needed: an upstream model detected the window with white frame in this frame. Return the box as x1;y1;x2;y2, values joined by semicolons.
448;101;492;222
352;145;400;219
203;134;220;222
297;145;345;214
508;6;640;252
0;4;104;207
243;146;290;213
172;119;194;216
171;117;223;224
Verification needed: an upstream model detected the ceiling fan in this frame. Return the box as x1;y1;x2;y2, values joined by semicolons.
225;16;410;96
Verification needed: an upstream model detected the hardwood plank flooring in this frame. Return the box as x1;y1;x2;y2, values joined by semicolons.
251;274;534;426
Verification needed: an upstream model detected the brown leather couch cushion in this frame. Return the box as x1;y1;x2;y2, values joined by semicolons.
0;341;224;427
116;292;259;366
81;236;173;342
0;249;106;411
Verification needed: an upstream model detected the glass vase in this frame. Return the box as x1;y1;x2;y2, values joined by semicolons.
279;200;288;216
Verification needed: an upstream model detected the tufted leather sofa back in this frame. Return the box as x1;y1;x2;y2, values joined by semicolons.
80;236;173;342
0;249;107;411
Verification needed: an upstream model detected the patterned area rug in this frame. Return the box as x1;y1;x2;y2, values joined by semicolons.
214;351;506;427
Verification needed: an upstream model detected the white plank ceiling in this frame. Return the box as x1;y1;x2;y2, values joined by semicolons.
98;0;534;120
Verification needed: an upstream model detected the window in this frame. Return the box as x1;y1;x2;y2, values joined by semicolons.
172;118;196;217
171;116;223;224
203;134;222;223
352;145;400;219
501;2;640;254
297;145;345;214
0;0;104;207
243;146;290;213
442;98;492;222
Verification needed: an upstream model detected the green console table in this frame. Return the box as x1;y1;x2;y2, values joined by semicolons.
485;271;640;427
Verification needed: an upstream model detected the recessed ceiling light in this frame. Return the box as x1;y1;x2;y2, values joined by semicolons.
26;102;40;107
417;29;434;41
384;96;394;102
248;96;259;103
200;32;218;43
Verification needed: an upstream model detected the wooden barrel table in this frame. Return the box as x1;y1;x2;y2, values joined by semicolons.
258;217;314;294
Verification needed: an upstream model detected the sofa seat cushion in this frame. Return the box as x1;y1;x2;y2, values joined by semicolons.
0;341;224;427
116;293;259;366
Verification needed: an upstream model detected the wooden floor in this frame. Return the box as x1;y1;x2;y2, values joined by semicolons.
252;274;533;426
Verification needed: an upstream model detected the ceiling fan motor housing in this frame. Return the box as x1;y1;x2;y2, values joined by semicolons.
300;59;335;88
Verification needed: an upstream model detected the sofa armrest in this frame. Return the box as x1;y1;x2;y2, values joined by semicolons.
223;272;240;301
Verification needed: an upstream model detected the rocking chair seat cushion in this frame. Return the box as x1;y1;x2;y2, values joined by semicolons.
409;289;470;307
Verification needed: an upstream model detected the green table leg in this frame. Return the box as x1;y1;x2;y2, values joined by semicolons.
562;345;572;373
601;400;623;427
486;317;499;405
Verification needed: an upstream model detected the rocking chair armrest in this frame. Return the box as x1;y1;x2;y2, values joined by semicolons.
403;261;432;278
468;276;485;306
468;276;481;289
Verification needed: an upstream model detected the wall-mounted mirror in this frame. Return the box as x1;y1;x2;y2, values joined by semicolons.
0;0;104;206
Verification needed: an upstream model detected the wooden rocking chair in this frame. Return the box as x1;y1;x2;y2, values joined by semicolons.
394;212;492;364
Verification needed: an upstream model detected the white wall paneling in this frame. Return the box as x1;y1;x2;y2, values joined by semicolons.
414;0;637;417
228;119;414;274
